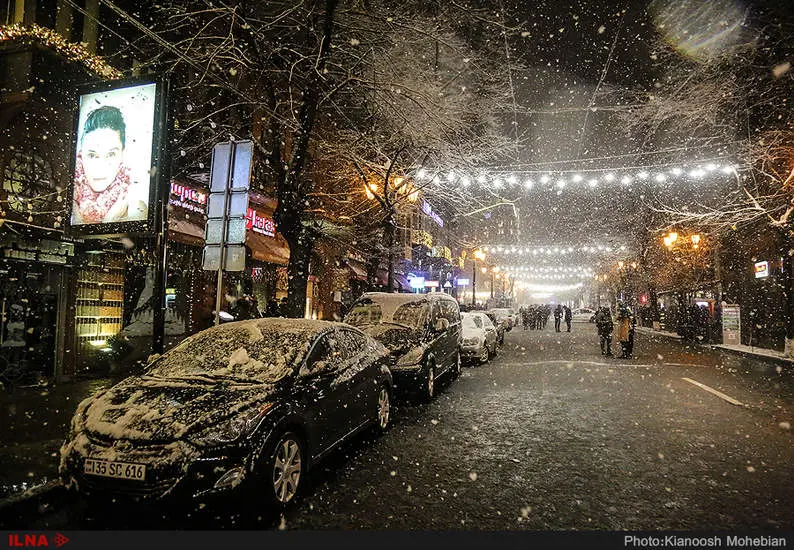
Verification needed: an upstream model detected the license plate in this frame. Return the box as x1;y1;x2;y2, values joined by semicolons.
84;459;146;481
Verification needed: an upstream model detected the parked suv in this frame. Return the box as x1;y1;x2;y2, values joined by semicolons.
344;292;462;400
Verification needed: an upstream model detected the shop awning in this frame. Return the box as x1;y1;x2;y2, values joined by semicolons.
347;261;368;281
168;217;205;247
394;273;411;291
246;230;290;266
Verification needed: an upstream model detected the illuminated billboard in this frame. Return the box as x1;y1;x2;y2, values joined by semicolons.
69;78;166;235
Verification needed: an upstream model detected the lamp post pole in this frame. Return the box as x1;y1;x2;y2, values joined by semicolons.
471;250;486;306
471;259;477;306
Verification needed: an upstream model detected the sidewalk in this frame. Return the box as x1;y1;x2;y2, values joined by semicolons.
636;326;794;366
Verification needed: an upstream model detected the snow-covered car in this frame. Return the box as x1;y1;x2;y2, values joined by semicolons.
490;308;517;330
485;308;513;333
571;308;597;323
344;292;462;400
483;311;506;345
59;319;393;509
460;312;499;364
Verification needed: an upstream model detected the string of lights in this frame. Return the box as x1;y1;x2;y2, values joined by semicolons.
0;24;122;79
481;244;628;255
413;161;739;192
507;273;593;281
501;266;594;274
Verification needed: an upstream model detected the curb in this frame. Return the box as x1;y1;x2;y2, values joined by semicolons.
710;345;794;367
0;480;68;527
638;327;794;367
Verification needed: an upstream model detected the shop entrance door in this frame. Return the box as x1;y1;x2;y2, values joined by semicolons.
0;266;59;387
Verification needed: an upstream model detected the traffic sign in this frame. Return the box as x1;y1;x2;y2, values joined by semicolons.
202;140;252;272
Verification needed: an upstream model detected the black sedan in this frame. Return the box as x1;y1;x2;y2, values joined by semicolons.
59;319;393;509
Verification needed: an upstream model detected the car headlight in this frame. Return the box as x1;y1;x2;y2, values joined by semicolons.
395;346;426;367
194;403;274;446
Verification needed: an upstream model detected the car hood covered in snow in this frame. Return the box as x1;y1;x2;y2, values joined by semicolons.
80;375;280;443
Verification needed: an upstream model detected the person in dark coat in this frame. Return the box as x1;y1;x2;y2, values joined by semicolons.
264;298;280;317
553;304;563;332
594;307;614;356
564;305;572;332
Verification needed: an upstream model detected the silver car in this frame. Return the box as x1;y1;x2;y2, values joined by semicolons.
460;312;499;364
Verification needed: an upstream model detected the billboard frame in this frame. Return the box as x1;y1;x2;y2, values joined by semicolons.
66;74;169;238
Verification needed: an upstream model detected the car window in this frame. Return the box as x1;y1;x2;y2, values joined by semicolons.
345;302;382;326
481;315;495;329
147;322;311;383
462;314;482;329
440;300;460;324
338;329;369;357
301;331;345;377
393;302;430;329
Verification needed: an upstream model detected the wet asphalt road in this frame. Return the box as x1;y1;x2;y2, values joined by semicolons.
13;322;794;530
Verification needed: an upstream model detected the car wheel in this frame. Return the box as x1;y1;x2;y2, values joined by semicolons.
265;431;304;507
376;385;391;432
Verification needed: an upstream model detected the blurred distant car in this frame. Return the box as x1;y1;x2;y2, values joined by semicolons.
571;308;597;323
344;292;461;400
460;312;499;364
59;319;393;509
486;308;513;334
491;308;517;330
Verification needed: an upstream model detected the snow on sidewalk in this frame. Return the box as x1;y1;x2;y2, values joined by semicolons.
713;343;794;364
637;326;794;365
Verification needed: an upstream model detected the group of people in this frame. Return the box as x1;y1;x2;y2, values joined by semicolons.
519;304;552;330
594;303;635;358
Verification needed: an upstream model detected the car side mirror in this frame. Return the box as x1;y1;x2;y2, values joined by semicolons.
435;318;450;332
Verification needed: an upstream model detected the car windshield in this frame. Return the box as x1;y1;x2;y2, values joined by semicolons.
345;298;428;330
344;303;383;326
147;322;313;384
462;314;483;329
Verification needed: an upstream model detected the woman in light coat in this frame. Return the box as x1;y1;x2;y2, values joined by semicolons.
616;304;634;358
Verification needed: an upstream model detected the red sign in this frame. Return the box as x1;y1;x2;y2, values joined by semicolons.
640;294;648;304
169;181;207;214
245;208;276;237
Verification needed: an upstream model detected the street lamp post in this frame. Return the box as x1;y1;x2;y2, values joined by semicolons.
472;249;486;306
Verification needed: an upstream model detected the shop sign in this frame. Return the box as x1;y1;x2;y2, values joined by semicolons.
1;238;74;265
246;208;276;237
424;280;439;288
456;278;470;286
421;201;444;227
754;260;769;278
722;304;741;344
408;274;425;289
169;181;207;214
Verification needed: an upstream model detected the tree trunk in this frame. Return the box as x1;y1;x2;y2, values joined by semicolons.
283;232;314;318
385;216;396;292
782;233;794;357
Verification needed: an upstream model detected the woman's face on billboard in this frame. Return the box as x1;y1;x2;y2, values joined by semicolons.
81;127;124;193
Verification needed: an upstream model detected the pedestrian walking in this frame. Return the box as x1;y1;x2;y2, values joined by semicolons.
594;306;614;356
564;305;572;332
616;303;634;358
554;304;563;332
